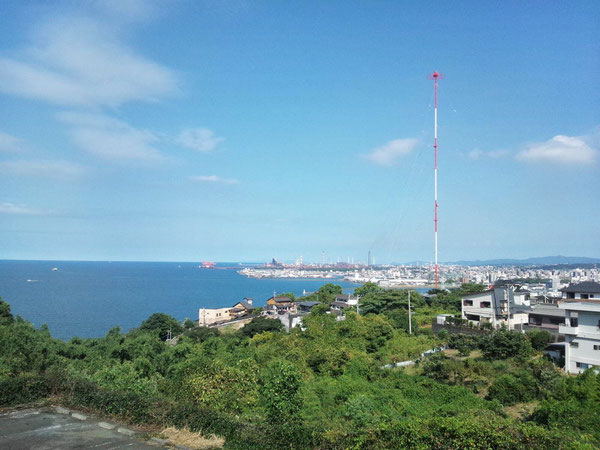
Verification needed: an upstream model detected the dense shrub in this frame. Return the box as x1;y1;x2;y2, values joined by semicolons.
487;371;537;405
182;326;219;343
0;375;51;406
479;330;532;359
448;333;480;356
526;329;554;350
0;295;598;449
241;316;283;337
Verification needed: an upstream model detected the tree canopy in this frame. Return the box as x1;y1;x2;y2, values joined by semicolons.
241;316;284;337
0;294;598;449
139;313;183;341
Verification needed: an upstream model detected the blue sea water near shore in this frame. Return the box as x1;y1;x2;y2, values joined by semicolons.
0;260;373;340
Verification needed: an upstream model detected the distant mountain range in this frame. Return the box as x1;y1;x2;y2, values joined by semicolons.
444;256;600;266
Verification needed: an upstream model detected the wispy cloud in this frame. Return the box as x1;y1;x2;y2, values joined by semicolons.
467;149;509;160
0;159;85;179
0;16;178;107
58;112;164;163
363;138;418;166
191;175;240;185
516;134;597;165
0;202;45;215
93;0;157;22
177;128;224;152
0;131;25;153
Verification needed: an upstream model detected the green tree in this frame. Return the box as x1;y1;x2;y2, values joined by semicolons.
458;283;488;295
182;318;195;330
527;330;553;350
354;282;383;297
448;334;480;357
479;330;532;359
183;326;219;343
0;297;14;326
359;289;425;315
487;372;537;405
241;316;283;338
317;284;343;303
139;313;182;341
383;309;416;333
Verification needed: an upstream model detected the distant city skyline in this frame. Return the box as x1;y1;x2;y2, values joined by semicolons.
1;1;598;263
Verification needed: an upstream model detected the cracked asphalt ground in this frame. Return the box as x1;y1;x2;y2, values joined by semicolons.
0;408;161;449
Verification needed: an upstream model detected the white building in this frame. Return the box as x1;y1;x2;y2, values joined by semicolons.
461;284;530;330
559;282;600;374
198;298;254;326
198;307;231;326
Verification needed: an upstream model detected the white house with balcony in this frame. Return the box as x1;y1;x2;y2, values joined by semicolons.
558;281;600;374
461;284;530;330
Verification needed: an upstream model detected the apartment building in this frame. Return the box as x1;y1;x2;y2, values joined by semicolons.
559;281;600;373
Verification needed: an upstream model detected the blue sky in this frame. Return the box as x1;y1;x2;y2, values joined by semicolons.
0;0;598;263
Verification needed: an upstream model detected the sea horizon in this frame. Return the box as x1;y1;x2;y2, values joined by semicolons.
0;260;371;341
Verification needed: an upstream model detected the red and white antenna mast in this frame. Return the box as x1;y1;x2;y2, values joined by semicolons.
428;70;444;289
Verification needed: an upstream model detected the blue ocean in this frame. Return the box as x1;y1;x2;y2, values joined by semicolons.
0;260;364;340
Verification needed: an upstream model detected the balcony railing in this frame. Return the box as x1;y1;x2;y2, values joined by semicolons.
559;324;578;335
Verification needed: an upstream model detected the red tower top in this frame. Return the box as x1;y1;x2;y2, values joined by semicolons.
427;71;444;80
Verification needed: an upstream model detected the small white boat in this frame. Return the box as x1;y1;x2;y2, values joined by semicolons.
52;267;58;271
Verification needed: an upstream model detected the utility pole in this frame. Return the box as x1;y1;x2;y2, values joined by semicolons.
505;287;511;331
408;290;412;334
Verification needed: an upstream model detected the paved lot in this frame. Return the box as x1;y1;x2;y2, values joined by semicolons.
0;407;164;449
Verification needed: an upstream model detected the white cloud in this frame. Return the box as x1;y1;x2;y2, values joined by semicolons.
0;159;85;179
0;17;178;107
177;128;225;152
0;202;45;215
363;138;419;166
0;131;25;153
516;135;597;165
58;112;164;163
191;175;240;185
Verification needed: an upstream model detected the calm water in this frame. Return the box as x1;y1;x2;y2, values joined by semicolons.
0;260;362;340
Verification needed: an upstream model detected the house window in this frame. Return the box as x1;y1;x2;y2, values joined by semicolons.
581;294;589;299
570;342;579;348
480;301;491;308
569;317;578;327
463;300;473;306
594;345;600;351
576;362;589;369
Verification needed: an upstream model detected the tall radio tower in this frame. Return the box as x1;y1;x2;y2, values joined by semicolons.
428;71;444;289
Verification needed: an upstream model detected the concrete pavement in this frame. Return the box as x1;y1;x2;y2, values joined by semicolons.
0;407;167;449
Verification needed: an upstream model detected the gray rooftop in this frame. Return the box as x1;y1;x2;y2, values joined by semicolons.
561;281;600;294
529;305;564;317
297;301;320;307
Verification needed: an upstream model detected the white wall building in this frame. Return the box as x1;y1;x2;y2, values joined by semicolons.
558;282;600;374
461;284;530;330
198;307;231;326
